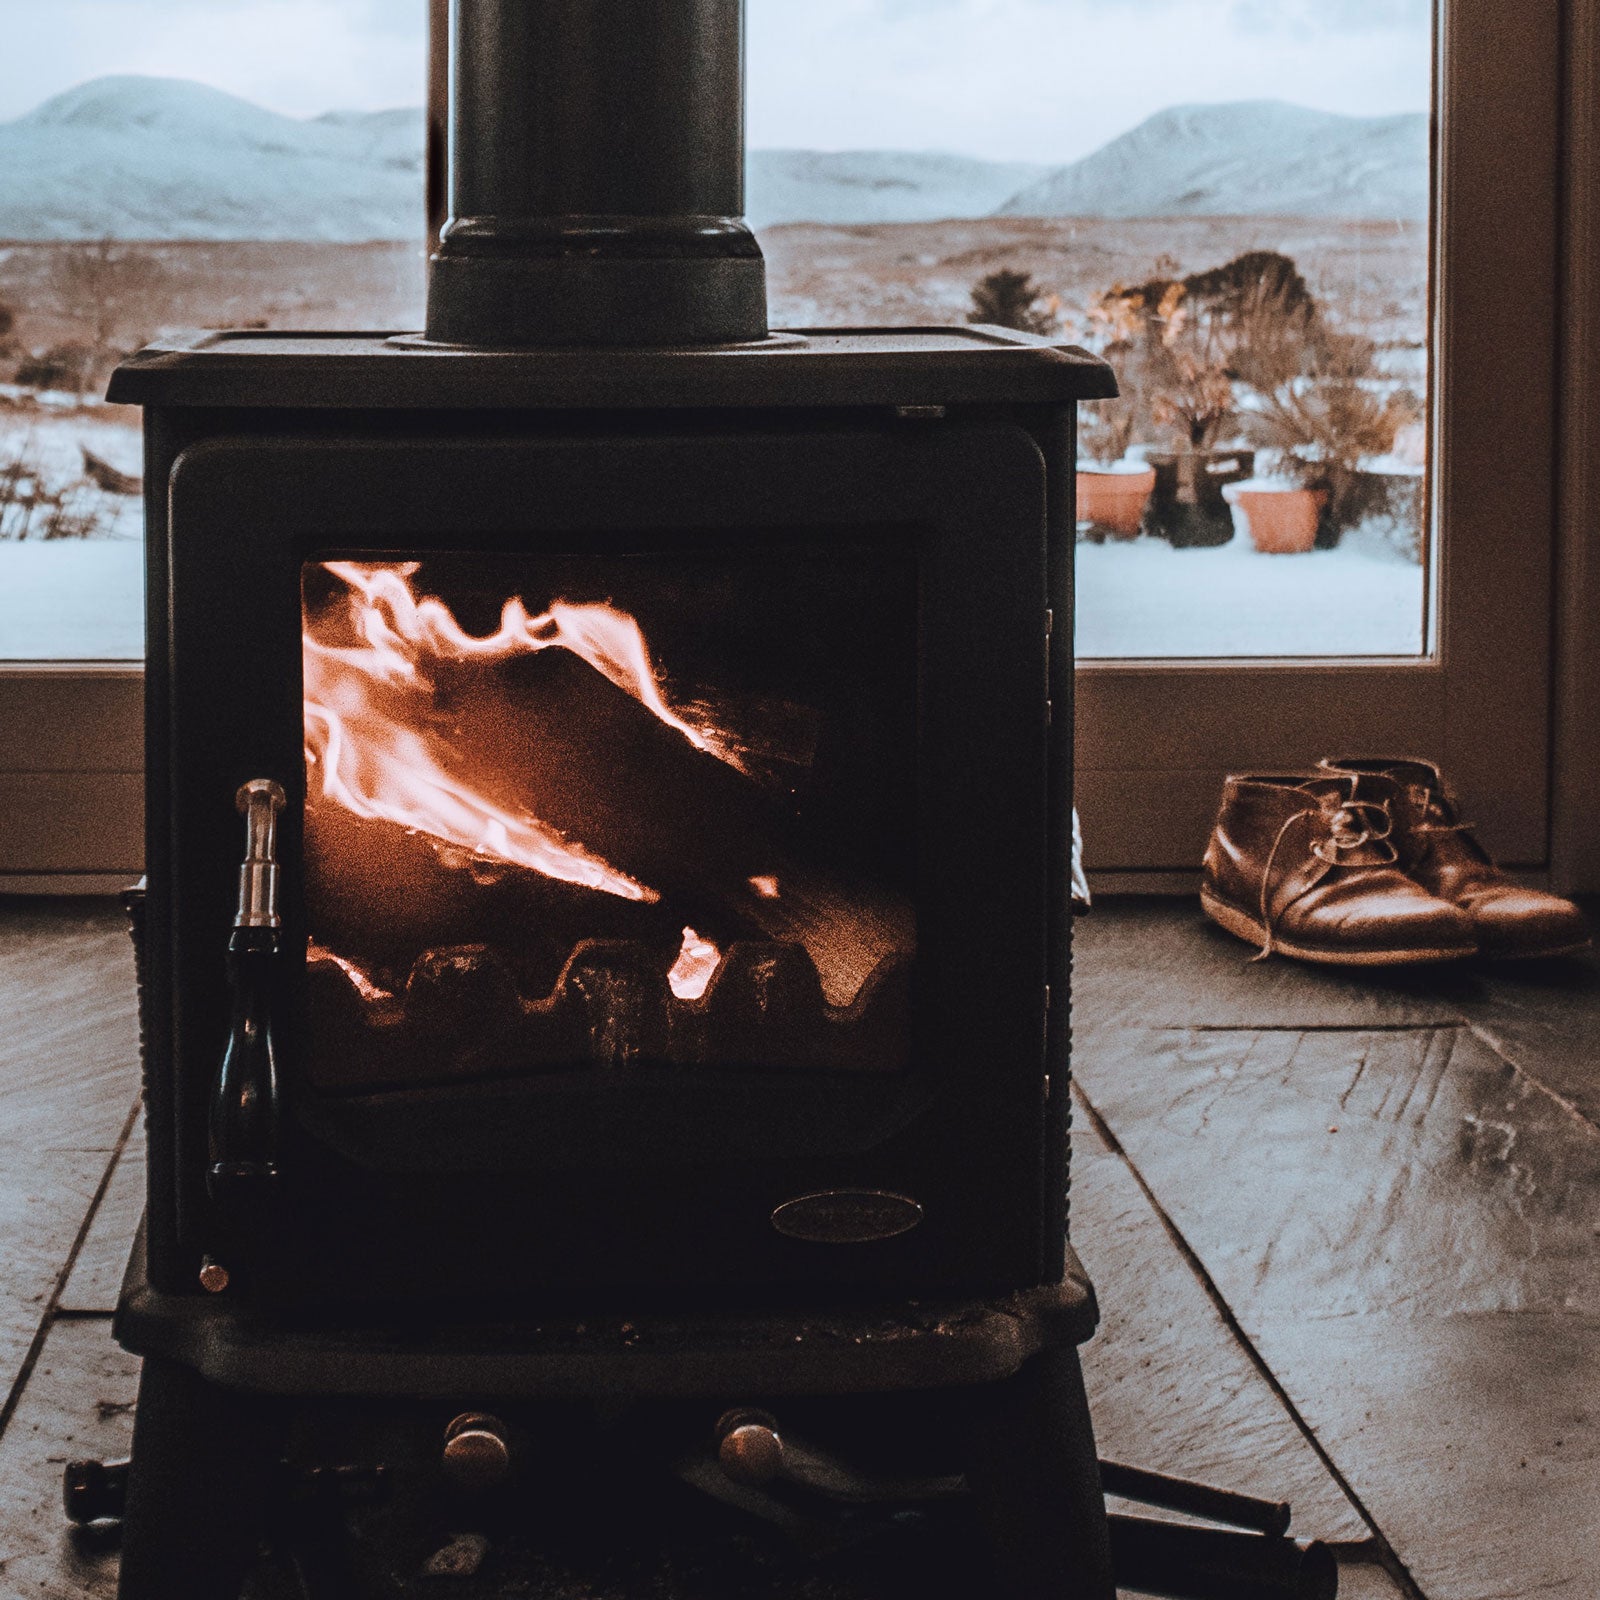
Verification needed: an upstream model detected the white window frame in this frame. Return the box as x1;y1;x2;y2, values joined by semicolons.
1078;0;1589;885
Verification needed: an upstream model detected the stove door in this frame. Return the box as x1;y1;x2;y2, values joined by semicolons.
159;416;1059;1308
299;543;918;1094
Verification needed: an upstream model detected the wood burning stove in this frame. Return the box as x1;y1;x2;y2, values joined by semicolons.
113;332;1109;1314
88;3;1177;1597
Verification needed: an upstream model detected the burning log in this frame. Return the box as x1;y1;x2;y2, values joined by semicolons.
303;801;692;991
305;933;912;1091
434;645;913;1007
302;562;914;1011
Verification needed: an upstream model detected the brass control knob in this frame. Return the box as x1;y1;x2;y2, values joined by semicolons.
715;1407;786;1486
441;1412;513;1492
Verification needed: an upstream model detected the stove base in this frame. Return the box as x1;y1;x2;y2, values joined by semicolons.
112;1219;1098;1400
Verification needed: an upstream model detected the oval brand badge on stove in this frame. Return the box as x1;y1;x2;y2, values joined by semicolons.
771;1190;924;1244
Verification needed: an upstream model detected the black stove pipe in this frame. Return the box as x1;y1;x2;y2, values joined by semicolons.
425;0;768;347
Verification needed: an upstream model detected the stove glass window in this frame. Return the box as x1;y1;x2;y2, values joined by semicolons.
301;547;917;1091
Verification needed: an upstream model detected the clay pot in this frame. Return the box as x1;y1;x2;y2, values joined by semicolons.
1225;482;1327;554
1076;462;1157;541
1143;450;1255;547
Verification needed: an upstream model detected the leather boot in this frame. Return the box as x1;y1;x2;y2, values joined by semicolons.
1319;758;1592;959
1202;771;1478;964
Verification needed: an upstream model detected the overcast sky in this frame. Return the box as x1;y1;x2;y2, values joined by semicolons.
0;0;1431;163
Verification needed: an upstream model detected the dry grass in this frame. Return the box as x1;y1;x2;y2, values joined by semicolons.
0;220;1423;358
760;214;1427;349
0;423;118;540
0;238;428;356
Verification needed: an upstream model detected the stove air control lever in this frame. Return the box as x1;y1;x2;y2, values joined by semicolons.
207;779;287;1236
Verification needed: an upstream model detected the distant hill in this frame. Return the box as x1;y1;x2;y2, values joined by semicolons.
999;101;1428;221
0;77;426;241
0;78;1427;241
746;150;1044;229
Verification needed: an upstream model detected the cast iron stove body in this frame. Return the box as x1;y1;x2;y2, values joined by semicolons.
112;327;1112;1323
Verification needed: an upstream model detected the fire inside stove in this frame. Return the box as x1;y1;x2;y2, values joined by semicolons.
300;548;918;1091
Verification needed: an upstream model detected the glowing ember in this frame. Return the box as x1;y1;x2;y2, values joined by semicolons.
302;561;743;900
308;942;394;1003
668;926;721;1000
748;875;781;899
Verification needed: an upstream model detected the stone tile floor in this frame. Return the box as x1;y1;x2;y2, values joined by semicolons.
4;894;1596;1597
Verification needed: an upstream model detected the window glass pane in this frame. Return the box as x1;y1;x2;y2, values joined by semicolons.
747;0;1435;659
0;3;427;661
2;2;1432;662
301;549;917;1090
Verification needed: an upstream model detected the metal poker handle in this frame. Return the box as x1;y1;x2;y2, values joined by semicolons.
234;779;286;930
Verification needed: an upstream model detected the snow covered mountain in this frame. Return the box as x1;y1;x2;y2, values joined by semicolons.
0;77;1038;239
746;150;1044;229
0;78;426;241
0;78;1427;241
999;101;1428;221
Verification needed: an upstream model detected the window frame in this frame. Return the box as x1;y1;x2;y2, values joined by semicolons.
1077;0;1575;882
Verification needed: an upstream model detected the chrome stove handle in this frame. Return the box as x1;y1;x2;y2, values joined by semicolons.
234;778;286;929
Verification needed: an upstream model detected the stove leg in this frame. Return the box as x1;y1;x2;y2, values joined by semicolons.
117;1357;284;1600
965;1344;1116;1600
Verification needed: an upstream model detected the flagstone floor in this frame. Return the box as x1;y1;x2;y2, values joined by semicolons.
2;893;1594;1598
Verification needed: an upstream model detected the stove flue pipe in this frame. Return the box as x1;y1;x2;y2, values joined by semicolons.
425;0;768;347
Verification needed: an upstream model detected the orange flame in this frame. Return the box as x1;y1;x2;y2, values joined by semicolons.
667;926;722;1000
303;561;737;900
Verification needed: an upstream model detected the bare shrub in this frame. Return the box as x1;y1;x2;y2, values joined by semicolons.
14;342;98;394
49;239;169;396
1092;251;1322;451
0;429;114;540
967;268;1058;335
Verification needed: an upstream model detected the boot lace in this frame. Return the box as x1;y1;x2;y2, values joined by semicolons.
1253;798;1397;962
1404;786;1480;861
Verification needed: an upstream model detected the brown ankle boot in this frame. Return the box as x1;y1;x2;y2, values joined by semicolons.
1202;771;1478;964
1319;758;1592;959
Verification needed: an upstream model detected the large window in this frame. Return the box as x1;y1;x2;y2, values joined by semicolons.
0;0;1576;883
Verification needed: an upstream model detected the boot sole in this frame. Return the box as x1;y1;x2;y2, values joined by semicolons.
1482;939;1593;962
1200;887;1476;966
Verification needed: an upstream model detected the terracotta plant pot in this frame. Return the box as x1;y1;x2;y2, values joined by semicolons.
1225;482;1327;554
1076;462;1157;541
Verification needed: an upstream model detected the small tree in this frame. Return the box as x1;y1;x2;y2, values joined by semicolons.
51;238;168;396
1093;252;1323;454
1244;328;1423;532
968;269;1058;336
1147;285;1235;452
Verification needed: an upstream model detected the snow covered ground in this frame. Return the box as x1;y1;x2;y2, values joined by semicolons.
0;402;1424;662
1;524;1427;662
0;540;143;658
1074;527;1425;658
1;405;144;658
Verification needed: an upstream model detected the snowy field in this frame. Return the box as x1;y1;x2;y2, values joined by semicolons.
1;406;1423;662
0;539;143;658
0;404;144;659
2;522;1426;663
1074;528;1425;658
